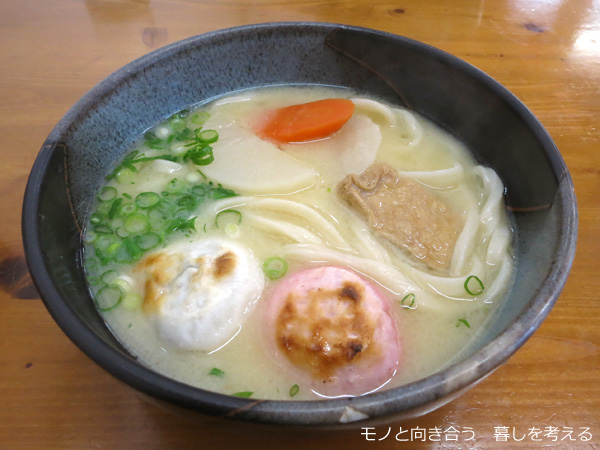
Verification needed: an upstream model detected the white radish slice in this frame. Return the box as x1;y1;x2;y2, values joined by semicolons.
200;113;318;194
280;114;381;182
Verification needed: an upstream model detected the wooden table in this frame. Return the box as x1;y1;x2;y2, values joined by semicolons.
1;0;598;448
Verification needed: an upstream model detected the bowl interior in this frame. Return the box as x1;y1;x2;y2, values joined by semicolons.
22;23;577;426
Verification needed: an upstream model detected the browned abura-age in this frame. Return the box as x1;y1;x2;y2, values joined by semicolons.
338;163;462;271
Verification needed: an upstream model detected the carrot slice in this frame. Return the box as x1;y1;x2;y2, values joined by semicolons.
256;98;355;143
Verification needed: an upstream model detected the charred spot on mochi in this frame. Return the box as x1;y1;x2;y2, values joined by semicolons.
212;251;237;279
142;278;164;313
275;281;377;380
340;282;360;302
137;252;184;313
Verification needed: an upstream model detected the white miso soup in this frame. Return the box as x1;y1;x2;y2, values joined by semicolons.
83;86;514;400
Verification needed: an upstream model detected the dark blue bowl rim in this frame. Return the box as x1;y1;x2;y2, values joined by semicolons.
22;21;578;425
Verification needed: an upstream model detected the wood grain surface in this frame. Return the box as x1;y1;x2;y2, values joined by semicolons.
1;0;599;448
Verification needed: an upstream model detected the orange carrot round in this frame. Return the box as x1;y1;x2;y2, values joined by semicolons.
257;98;355;143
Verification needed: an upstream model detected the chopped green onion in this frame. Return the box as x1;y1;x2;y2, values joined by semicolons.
119;202;137;216
116;227;130;239
95;286;122;312
232;391;253;398
400;293;416;309
263;257;288;280
90;213;103;225
148;209;166;231
116;166;137;184
111;278;131;293
190;111;209;125
456;318;471;329
94;224;113;235
98;186;117;202
176;194;198;211
215;209;242;229
114;244;134;263
135;192;161;209
87;275;101;286
196;129;219;144
136;232;161;251
122;193;132;200
184;144;214;166
224;223;240;238
124;214;150;234
209;368;225;377
289;384;300;397
108;198;123;220
85;257;99;271
165;216;196;235
110;217;125;230
208;184;237;199
100;270;119;285
95;234;118;251
123;237;144;261
166;178;185;193
84;230;97;244
464;275;485;295
121;293;142;310
169;117;187;131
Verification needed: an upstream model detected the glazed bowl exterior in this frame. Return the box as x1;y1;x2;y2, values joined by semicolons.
22;22;577;427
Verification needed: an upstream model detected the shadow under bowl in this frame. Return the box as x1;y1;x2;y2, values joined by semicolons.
22;22;577;427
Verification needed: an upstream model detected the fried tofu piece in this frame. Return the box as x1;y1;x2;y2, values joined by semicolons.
338;163;461;270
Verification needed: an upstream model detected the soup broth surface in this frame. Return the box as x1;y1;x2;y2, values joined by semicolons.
83;86;513;400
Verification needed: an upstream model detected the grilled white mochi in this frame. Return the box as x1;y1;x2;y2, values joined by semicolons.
135;238;264;351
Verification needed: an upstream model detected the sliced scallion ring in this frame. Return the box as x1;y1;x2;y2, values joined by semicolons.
84;230;97;244
98;186;117;202
87;275;101;286
224;223;240;238
89;213;103;225
94;224;113;235
136;232;161;251
119;203;137;216
111;278;131;293
135;192;161;209
166;178;185;193
125;213;150;234
190;111;209;125
263;257;288;280
95;286;122;312
169;117;186;131
97;201;113;216
196;129;219;144
100;270;119;285
289;384;300;397
464;275;485;295
148;209;166;231
110;217;125;230
116;227;130;239
400;293;416;309
215;209;242;229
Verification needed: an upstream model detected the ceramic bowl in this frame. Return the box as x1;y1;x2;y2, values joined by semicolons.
22;22;577;427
